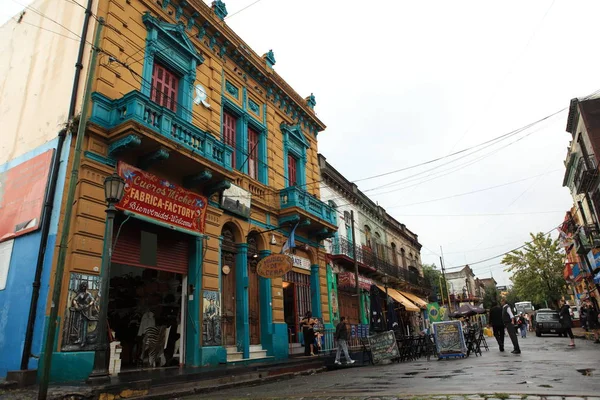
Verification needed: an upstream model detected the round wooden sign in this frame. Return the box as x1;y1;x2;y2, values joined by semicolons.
256;254;293;279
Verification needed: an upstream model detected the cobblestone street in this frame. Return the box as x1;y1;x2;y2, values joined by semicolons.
195;335;600;399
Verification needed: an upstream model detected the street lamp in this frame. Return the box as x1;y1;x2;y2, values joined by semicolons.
87;173;125;384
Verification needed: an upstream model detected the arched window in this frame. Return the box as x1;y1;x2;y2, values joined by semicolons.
364;225;372;249
391;243;398;266
401;248;407;269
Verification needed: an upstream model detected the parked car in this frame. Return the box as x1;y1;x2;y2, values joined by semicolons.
535;309;566;337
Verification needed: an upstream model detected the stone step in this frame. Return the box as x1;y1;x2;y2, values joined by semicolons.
226;351;243;362
249;349;267;359
249;344;264;352
225;346;238;354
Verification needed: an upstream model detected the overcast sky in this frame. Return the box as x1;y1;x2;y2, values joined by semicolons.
3;1;598;286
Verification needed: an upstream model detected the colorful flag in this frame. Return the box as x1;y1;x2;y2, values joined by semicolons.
281;222;299;254
427;302;442;323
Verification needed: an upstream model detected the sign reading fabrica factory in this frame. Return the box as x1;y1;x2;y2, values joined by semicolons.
116;162;208;233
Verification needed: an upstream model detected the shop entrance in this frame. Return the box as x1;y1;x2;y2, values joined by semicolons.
338;291;360;324
107;218;188;370
283;271;311;343
221;226;237;346
247;233;261;345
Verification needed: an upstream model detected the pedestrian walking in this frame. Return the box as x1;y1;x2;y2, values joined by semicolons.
300;311;317;356
586;302;600;343
334;316;355;365
488;301;505;352
580;303;588;332
518;313;527;338
559;300;575;347
501;297;521;354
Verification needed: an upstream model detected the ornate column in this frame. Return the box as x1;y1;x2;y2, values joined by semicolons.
235;243;249;358
310;264;322;318
186;235;203;366
258;250;273;352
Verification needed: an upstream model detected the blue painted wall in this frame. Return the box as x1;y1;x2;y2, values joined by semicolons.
0;137;71;378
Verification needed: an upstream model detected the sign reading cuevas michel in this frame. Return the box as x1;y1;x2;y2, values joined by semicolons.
116;162;208;233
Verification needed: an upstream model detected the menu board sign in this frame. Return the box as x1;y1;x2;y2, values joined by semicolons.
432;321;467;359
367;330;399;364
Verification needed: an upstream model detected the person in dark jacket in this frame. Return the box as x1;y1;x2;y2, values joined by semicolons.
586;301;600;343
501;297;520;354
559;300;575;347
488;301;505;352
334;316;355;365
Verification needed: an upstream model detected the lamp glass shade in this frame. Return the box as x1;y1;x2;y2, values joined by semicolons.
104;173;126;204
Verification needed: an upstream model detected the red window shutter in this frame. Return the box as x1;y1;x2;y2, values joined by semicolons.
223;112;237;168
151;63;178;112
248;128;258;179
288;155;297;186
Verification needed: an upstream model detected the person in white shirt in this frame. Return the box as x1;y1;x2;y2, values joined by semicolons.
501;298;520;354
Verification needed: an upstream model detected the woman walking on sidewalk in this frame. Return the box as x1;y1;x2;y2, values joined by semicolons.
559;300;575;347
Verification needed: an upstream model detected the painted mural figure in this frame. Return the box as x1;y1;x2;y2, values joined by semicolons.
203;291;221;346
70;282;97;347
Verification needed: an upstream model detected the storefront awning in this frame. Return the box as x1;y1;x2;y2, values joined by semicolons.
398;290;428;308
377;285;420;312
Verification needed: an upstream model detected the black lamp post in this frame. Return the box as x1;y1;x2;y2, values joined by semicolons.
87;173;125;384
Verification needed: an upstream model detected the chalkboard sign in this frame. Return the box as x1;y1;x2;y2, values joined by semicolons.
367;330;399;364
432;321;467;359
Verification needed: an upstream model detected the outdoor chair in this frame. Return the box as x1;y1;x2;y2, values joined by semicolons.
476;328;489;351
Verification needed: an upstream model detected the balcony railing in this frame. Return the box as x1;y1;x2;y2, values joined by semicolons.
331;237;430;290
574;155;599;194
279;186;337;226
90;90;233;170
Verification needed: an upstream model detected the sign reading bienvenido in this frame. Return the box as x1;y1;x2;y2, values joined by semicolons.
367;330;399;364
256;254;294;279
116;162;209;233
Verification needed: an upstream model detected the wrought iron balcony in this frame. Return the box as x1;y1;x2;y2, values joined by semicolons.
330;237;430;291
279;186;337;226
574;155;599;194
90;90;233;170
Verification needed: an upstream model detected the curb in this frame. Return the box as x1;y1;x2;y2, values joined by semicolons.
131;367;328;400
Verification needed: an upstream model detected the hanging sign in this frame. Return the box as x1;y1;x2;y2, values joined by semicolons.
116;162;208;233
256;254;294;278
337;271;373;291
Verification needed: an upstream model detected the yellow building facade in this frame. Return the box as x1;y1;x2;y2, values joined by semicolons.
42;0;337;380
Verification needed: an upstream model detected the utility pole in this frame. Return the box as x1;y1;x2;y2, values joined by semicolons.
350;210;364;323
440;246;451;312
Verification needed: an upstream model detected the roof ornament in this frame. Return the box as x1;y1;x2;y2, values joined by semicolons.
211;0;228;20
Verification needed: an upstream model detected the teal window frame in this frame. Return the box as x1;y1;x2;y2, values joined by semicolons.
141;13;204;122
221;90;268;184
281;123;309;188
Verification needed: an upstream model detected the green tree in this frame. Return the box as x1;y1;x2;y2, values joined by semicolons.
504;286;521;307
422;263;447;303
482;285;500;309
501;232;567;309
